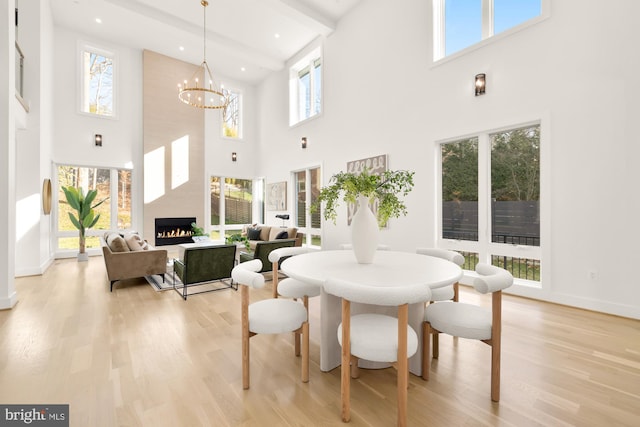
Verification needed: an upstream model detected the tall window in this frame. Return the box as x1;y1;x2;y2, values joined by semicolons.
80;43;115;117
210;177;258;240
222;89;242;138
56;165;132;253
439;124;541;283
289;48;322;126
294;166;322;247
434;0;544;60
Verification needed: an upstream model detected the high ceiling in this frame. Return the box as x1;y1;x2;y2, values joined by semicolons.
49;0;363;85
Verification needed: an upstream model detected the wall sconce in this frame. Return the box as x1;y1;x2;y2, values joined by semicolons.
475;73;486;96
95;134;102;146
301;137;307;149
231;152;237;162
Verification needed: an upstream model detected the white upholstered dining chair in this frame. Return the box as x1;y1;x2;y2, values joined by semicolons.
269;246;321;355
422;263;513;402
323;278;432;426
231;260;309;390
415;248;465;302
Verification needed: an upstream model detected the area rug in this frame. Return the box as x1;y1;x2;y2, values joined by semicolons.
145;266;236;297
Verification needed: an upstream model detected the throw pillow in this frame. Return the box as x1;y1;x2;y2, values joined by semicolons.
107;233;130;252
124;233;148;251
275;230;288;239
247;227;261;240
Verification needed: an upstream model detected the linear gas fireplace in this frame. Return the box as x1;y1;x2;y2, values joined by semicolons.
155;217;196;246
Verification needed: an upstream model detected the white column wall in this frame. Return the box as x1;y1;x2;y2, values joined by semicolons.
0;0;17;308
15;0;55;277
255;0;640;318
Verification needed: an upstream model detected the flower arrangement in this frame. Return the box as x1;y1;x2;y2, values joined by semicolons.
311;168;415;228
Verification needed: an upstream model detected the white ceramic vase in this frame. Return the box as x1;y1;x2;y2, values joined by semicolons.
350;195;379;264
77;252;89;262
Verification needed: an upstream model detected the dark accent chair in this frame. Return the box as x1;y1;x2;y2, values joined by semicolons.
173;244;237;300
239;239;297;273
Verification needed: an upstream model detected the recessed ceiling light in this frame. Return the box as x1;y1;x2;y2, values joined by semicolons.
241;67;246;72
179;46;184;51
274;33;280;39
95;18;102;24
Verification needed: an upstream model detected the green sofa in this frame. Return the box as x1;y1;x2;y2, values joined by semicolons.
173;244;237;299
239;239;297;273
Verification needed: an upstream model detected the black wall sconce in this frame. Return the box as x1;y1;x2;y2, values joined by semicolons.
95;134;102;146
475;73;486;96
301;137;307;149
231;152;237;162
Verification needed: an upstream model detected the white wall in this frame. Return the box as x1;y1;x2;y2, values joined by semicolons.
15;0;54;276
52;27;144;247
0;0;17;308
255;0;640;318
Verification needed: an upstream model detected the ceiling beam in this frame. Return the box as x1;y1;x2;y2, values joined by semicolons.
264;0;336;36
105;0;284;71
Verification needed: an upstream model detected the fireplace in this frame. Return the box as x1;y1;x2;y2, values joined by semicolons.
155;217;196;246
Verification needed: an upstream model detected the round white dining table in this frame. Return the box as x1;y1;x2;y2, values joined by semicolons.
281;250;463;374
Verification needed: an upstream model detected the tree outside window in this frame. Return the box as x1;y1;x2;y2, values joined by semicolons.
81;46;115;117
223;89;241;138
439;124;541;282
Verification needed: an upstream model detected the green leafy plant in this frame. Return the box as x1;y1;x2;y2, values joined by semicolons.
225;233;250;250
191;222;205;236
311;168;415;228
61;186;108;255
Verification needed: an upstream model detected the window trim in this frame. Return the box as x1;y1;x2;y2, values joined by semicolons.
289;46;323;127
78;40;118;119
292;164;322;248
435;116;550;290
432;0;551;64
209;175;262;240
53;163;133;258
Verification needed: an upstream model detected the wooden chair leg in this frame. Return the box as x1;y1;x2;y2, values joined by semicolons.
241;286;250;390
294;331;301;356
397;304;409;427
272;260;279;298
350;355;360;379
432;331;439;359
491;291;502;402
302;321;309;383
453;281;459;302
341;299;351;423
422;322;431;381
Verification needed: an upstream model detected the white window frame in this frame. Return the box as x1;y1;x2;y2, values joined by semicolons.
78;41;118;119
53;163;133;258
432;0;550;62
209;176;261;240
289;46;323;127
436;118;550;290
292;165;322;248
221;86;243;139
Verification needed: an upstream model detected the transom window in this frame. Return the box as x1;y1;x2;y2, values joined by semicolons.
289;48;322;126
80;43;116;117
222;88;242;139
434;0;545;60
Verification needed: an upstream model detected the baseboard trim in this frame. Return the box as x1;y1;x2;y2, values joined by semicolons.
0;291;18;310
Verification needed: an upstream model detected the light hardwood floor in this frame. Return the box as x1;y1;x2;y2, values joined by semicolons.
1;256;639;426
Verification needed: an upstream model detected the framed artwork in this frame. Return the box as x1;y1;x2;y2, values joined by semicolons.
266;181;287;211
346;154;388;225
